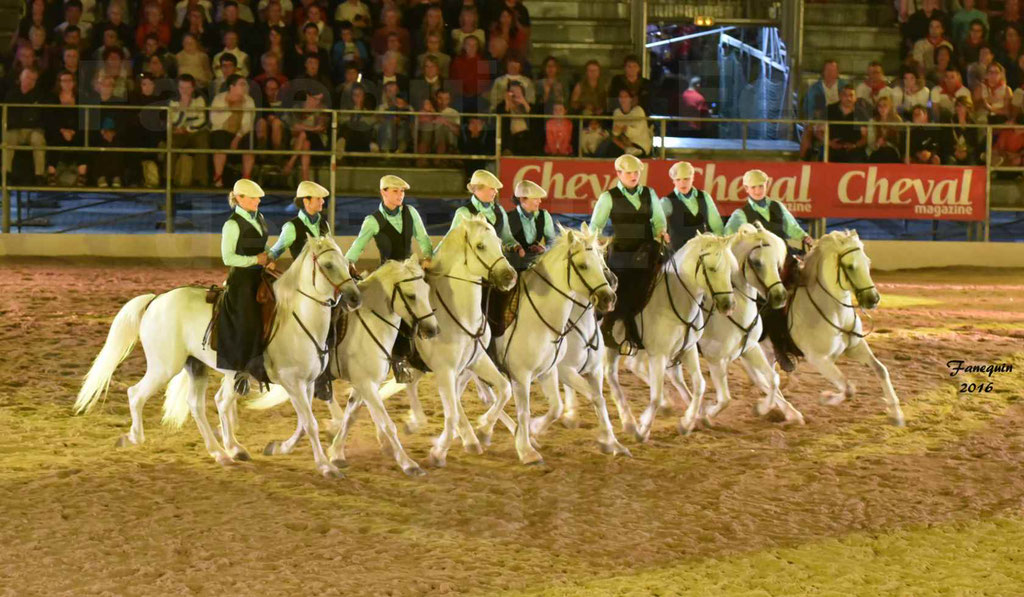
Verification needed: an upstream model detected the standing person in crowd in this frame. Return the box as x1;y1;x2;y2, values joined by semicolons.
168;73;210;187
590;154;669;354
570;59;608;115
661;161;723;252
827;86;868;163
804;58;848;119
608;54;651;113
217;178;273;395
4;68;48;186
867;95;904;163
535;55;567;111
946;95;981;166
449;35;487;112
495;81;535;155
544;102;573;156
210;74;257;187
45;69;87;186
600;88;652;158
283;90;328;180
893;66;930;118
975;61;1012;123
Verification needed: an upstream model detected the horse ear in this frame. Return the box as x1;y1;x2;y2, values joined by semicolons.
580;221;591;236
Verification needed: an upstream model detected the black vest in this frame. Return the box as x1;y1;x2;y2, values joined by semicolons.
741;200;787;239
286;213;331;259
465;200;506;237
507;207;551;249
230;211;269;260
608;185;657;252
371;205;414;263
666;190;712;251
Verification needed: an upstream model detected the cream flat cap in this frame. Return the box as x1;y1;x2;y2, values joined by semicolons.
466;169;503;191
380;174;410;190
296;180;329;198
513;180;547;200
232;178;265;197
669;161;695;179
613;154;644;173
743;169;769;186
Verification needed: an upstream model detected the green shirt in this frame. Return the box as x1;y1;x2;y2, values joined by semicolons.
268;210;327;259
589;182;667;237
345;203;433;262
449;196;520;250
221;205;268;268
661;188;725;236
515;205;557;246
724;198;809;240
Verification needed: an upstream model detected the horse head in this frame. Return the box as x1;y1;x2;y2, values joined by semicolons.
734;222;787;309
560;222;617;313
808;230;879;309
378;258;440;339
687;232;737;315
296;236;361;310
456;214;518;290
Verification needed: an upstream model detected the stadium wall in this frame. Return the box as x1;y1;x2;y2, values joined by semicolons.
2;235;1024;270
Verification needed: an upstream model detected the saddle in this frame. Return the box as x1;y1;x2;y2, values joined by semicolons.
202;271;279;352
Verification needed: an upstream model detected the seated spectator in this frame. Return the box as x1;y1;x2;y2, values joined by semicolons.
415;32;451;77
168;74;210;186
413;97;441;165
993;113;1024;167
485;33;509;68
374;80;413;153
827;86;866;163
958;19;988;67
598;87;651;158
999;24;1024;79
372;7;411;57
331;22;369;78
901;0;947;56
174;0;213;28
452;7;485;56
217;1;255;56
24;26;59;76
953;0;987;43
134;34;166;75
504;0;531;32
913;17;954;74
803;58;847;119
255;0;289;55
93;25;132;64
410;55;446;110
334;0;371;40
283;90;328;180
265;26;293;68
544;101;573;156
535;56;567;112
255;78;285;151
291;22;329;77
490;54;535;109
495;81;535;155
907;104;943;165
415;6;448;56
300;3;332;51
258;0;293;21
867;96;903;163
946;95;981;166
892;67;930;118
55;0;92;41
174;6;218;52
335;64;363;108
931;69;970;119
296;54;332;95
460;115;494;175
926;45;956;88
966;45;995;89
2;69;44;187
375;32;410;75
374;53;410;100
338;84;375;155
449;35;487;112
291;0;319;28
16;0;50;49
254;52;289;88
129;73;170;188
489;7;528;57
571;60;608;115
46;69;87;186
100;3;134;48
93;47;132;99
990;0;1022;45
608;54;651;113
8;44;40;89
57;46;83;90
434;88;461;155
214;30;251;77
212;52;240;93
92;114;127;187
854;61;894;120
580;116;609;157
210;74;257;186
975;62;1012;123
176;32;213;87
137;2;173;50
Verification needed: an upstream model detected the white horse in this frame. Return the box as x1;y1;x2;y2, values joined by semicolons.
605;233;738;442
783;230;905;425
74;237;362;477
475;224;620;465
659;223;805;430
248;259;440;476
337;215;518;468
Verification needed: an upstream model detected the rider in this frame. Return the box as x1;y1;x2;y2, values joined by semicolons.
267;180;335;399
661;161;724;249
724;168;814;372
217;178;273;395
589;154;670;354
346;174;434;382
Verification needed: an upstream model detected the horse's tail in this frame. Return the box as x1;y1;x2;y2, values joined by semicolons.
74;293;156;414
246;384;290;410
161;369;192;429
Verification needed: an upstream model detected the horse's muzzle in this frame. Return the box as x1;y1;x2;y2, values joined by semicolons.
715;293;735;315
858;288;880;310
491;264;517;291
767;285;787;310
418;319;440;339
604;268;619;291
594;287;616;313
340;286;362;311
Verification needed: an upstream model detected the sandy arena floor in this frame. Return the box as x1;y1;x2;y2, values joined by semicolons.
1;260;1023;596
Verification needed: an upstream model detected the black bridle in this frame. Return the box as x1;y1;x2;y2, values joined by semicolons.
299;246;358;308
795;245;875;339
352;274;435;372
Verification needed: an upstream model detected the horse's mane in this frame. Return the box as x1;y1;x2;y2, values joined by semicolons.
678;231;730;269
429;214;493;272
800;229;863;286
275;236;343;314
358;258;423;295
534;223;602;271
733;221;787;270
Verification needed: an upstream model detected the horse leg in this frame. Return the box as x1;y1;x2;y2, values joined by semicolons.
356;382;425;476
325;389;363;467
282;378;342;478
213;379;250;461
624;353;649;384
511;375;544;465
530;370;563;437
678;346;708;435
324;394;346;437
701;358;731;424
180;369;232;465
636;353;667;442
666;362;692;410
560;384;580;428
446;370;482;455
469;356;516;446
562;366;631;457
844;339;905;426
605;351;639;438
428;369;460;468
120;367;174;448
804;351;854;407
740;347;805;425
402;371;429;434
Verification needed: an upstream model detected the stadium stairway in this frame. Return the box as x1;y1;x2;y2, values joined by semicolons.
528;0;633;71
0;0;22;55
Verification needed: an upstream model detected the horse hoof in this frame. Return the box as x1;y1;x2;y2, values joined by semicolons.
331;458;348;469
463;441;484;455
889;413;906;427
321;466;345;479
599;440;632;458
476;430;492;448
623;421;639;441
215;452;235;467
426;451;447;468
233;449;252;462
524;457;546;467
263;440;281;456
403;421;420;435
677;420;695;436
560;416;580;429
403;464;427;477
114;435;130;448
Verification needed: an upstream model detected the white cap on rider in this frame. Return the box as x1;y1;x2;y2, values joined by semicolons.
743;169;769;187
669;161;694;179
466;169;503;192
614;154;644;173
232;178;265;198
513;180;547;200
380;174;411;190
296;180;329;198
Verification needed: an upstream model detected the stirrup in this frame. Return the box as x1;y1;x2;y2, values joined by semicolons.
313;376;334;402
774;347;796;373
392;357;413;384
233;374;251;396
618;340;640;357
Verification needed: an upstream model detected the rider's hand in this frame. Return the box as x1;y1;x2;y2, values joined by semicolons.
802;236;814;250
659;231;671;245
348;262;361;280
266;260;277;271
528;245;544;254
256;252;269;266
516;246;526;257
420;258;432;269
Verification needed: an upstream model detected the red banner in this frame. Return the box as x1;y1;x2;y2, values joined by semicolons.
498;158;987;221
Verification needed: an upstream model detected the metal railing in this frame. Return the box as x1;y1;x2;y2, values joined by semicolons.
2;102;1022;241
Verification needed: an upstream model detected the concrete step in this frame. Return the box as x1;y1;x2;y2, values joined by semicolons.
529;0;628;20
531;41;633;70
648;0;749;23
804;2;895;27
531;18;631;45
316;165;467;196
802;48;900;76
804;25;901;51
